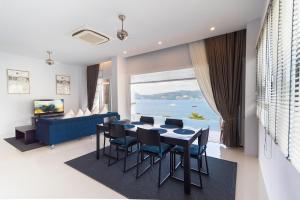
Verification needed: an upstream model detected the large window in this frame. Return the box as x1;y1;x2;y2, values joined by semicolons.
257;0;300;172
130;68;220;140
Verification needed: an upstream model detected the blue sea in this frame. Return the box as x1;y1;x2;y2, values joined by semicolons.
132;99;220;131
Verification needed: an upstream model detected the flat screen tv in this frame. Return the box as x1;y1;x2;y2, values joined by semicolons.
34;99;64;116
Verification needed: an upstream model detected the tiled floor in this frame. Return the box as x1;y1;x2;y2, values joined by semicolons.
0;135;268;199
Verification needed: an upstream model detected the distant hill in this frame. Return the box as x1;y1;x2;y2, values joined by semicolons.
135;90;202;100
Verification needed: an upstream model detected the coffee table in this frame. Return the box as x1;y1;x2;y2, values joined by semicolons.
15;125;36;144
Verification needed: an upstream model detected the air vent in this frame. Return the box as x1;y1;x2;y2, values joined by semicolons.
72;29;109;45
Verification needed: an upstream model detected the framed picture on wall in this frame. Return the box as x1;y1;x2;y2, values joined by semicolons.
7;69;30;94
56;75;71;95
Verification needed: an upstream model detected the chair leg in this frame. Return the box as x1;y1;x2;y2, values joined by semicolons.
180;155;183;167
204;151;209;175
136;150;140;179
197;158;203;188
116;146;119;160
158;158;162;187
151;156;154;166
174;154;176;168
103;137;106;155
173;153;176;172
123;147;127;173
170;152;173;175
108;144;112;166
141;152;144;161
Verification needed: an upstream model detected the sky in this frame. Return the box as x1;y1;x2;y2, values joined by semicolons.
130;68;200;96
131;79;200;96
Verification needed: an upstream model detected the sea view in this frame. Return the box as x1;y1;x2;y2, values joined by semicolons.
131;99;221;131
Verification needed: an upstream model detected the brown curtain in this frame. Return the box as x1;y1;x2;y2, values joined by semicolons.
205;30;246;147
87;64;99;111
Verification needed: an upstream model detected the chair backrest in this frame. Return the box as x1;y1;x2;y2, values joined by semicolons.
198;127;210;147
109;123;126;138
136;127;160;147
103;116;117;126
140;116;154;125
165;118;183;128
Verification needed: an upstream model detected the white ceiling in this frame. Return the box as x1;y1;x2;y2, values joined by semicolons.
0;0;266;66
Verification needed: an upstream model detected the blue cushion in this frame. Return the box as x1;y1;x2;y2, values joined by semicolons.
172;144;205;157
110;136;137;146
141;143;170;156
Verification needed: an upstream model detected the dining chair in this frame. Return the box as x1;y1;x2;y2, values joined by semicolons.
107;123;137;172
140;116;154;125
102;116;118;155
165;118;183;128
171;127;210;188
136;127;171;187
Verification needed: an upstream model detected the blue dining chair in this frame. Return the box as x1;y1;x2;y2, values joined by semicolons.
171;127;210;188
165;118;183;128
140;116;154;125
108;123;137;172
136;127;171;187
101;116;119;155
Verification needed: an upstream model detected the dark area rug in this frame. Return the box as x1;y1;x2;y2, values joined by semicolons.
4;137;45;152
65;150;237;200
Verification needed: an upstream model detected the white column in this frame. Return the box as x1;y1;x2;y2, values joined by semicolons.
244;19;261;156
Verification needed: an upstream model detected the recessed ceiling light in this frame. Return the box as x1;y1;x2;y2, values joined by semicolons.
123;50;127;54
210;27;216;31
158;41;162;45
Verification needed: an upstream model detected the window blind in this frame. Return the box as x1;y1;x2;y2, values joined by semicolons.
256;39;263;120
290;0;300;170
268;0;279;138
256;0;300;172
276;0;293;156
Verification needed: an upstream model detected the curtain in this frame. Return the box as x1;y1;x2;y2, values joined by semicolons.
87;64;100;111
205;30;246;147
188;41;220;116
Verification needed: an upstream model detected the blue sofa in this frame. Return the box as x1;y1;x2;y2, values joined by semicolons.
36;112;120;145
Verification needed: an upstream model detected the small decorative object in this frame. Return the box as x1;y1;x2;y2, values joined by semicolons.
189;112;205;120
7;69;30;94
45;51;54;65
117;14;128;41
56;75;71;95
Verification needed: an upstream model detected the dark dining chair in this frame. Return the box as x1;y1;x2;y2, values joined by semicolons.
136;127;171;187
165;118;183;128
102;116;118;155
107;123;137;172
140;116;154;125
171;127;210;188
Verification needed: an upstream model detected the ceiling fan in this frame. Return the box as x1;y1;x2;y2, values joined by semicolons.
45;51;54;65
117;14;128;41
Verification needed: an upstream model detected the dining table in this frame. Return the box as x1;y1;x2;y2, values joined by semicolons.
96;121;202;195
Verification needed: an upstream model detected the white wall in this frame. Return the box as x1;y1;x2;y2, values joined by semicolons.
244;19;261;156
0;51;84;137
110;56;129;119
258;123;300;200
126;44;192;75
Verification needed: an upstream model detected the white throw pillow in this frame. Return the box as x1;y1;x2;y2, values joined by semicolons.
84;108;91;116
92;105;99;115
76;109;84;117
63;109;75;118
100;104;108;114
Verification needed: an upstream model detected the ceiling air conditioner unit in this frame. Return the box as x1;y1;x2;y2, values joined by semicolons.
72;29;109;45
